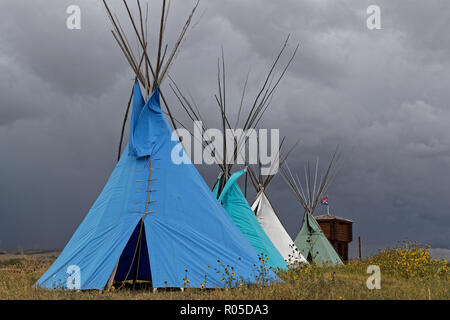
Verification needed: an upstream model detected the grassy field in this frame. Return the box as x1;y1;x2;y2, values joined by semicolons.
0;244;448;300
0;249;60;262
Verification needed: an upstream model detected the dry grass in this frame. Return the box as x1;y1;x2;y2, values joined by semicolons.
0;244;448;300
0;249;59;262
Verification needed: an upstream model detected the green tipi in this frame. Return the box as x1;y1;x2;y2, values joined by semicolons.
294;211;343;265
281;153;343;265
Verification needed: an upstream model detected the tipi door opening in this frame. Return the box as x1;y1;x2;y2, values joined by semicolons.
110;220;152;289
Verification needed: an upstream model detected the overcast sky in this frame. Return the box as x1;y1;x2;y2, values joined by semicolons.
0;0;449;258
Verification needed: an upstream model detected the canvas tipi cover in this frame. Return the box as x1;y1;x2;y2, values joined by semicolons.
213;171;287;270
252;192;307;264
35;83;274;290
294;211;343;265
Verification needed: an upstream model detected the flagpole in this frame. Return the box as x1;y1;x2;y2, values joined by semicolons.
320;195;330;214
326;195;330;215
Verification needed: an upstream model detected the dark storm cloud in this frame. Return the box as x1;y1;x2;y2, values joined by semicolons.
0;0;448;255
0;0;127;97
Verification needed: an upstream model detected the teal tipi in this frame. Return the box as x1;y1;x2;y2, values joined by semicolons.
214;170;288;270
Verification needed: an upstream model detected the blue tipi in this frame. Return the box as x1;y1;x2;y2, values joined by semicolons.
36;82;274;290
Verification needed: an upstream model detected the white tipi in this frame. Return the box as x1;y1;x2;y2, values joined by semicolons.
251;191;307;264
247;142;307;265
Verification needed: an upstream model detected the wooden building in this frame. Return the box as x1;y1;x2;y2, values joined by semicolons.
315;214;353;263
